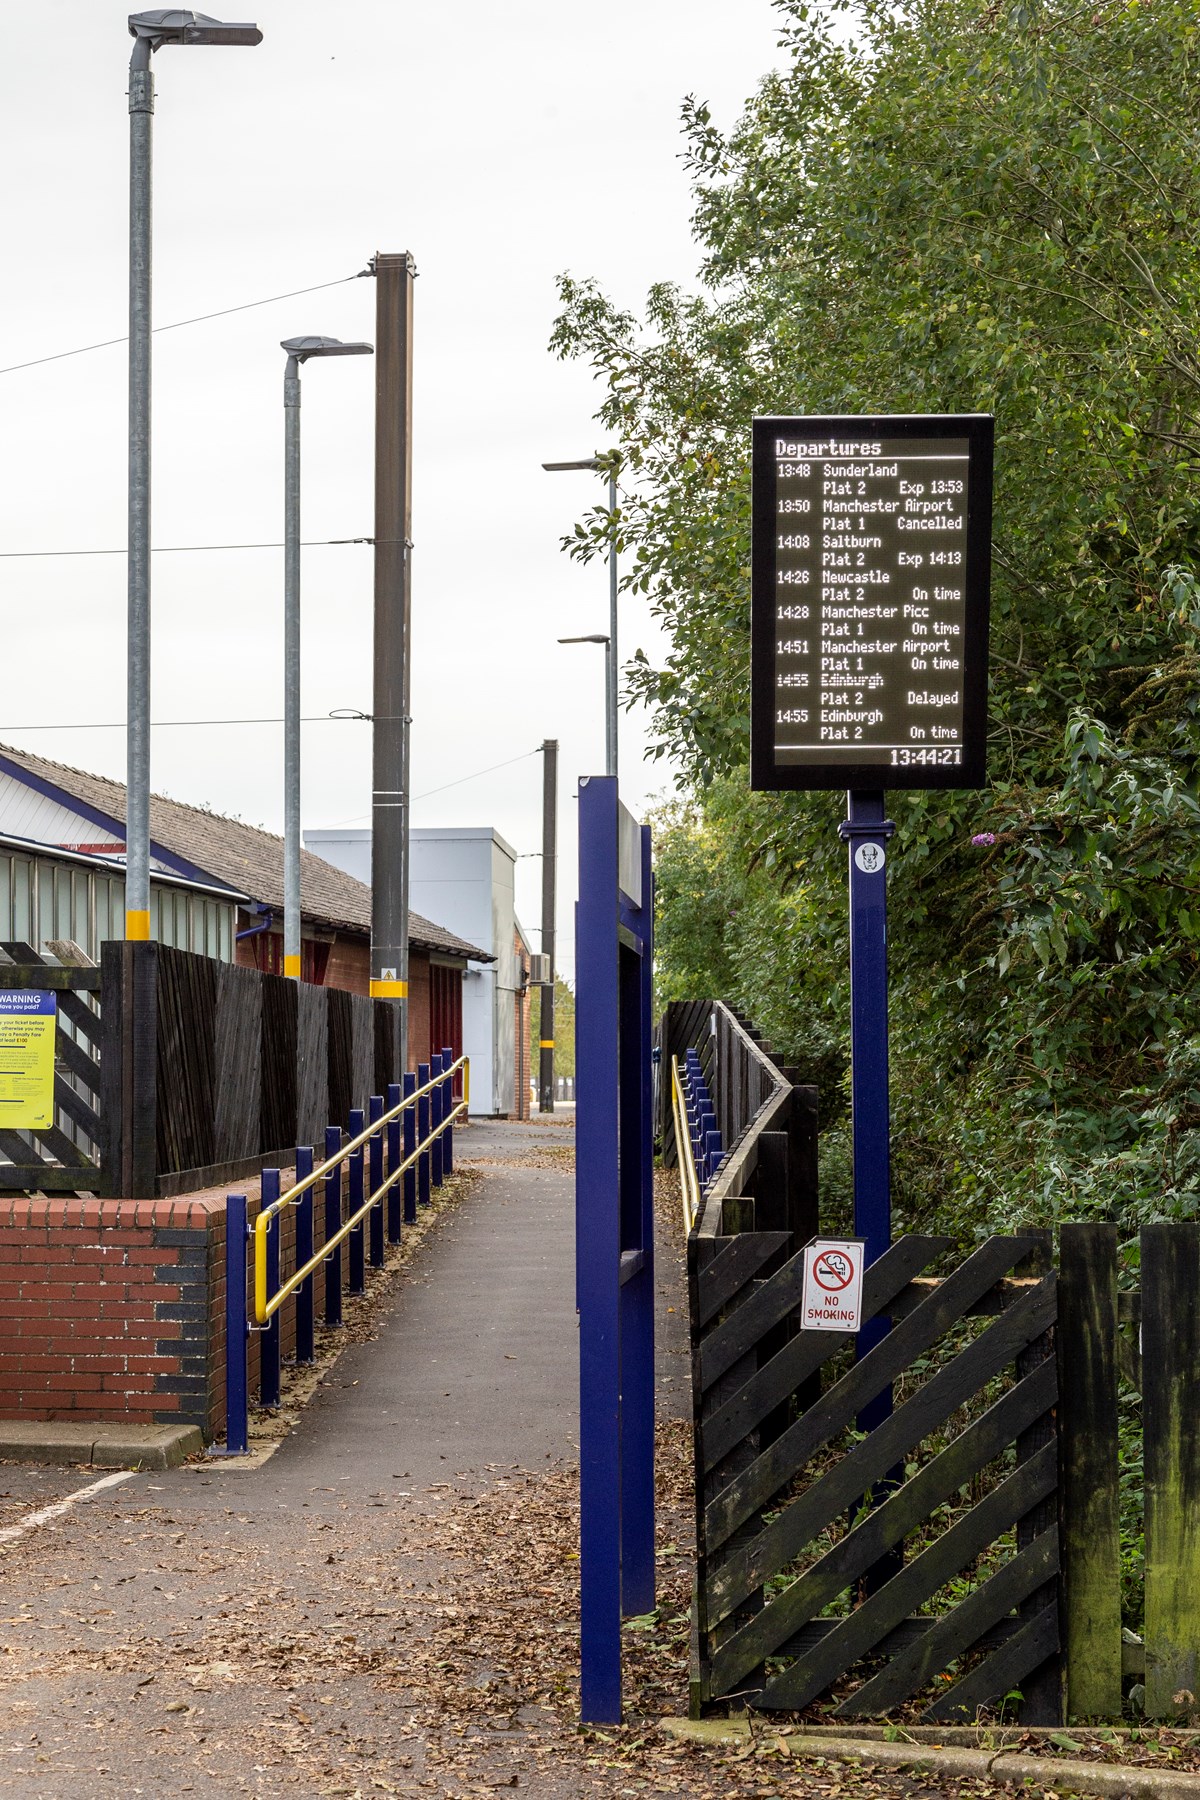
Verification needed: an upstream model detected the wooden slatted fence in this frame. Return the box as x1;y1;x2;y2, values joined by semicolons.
0;940;405;1198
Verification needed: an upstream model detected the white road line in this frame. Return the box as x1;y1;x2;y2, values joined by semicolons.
0;1469;136;1548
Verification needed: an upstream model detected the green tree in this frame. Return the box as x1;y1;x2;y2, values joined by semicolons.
553;0;1200;1236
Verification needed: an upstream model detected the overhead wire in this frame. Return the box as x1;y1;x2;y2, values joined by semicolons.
0;271;370;379
0;714;370;733
0;538;376;558
321;748;544;829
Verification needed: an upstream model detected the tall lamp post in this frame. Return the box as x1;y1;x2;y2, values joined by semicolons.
280;336;373;978
543;457;619;778
126;9;262;942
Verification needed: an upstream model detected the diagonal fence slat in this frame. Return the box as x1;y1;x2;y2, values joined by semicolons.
924;1601;1060;1723
698;1232;791;1327
701;1235;950;1470
707;1277;1056;1622
706;1242;1047;1553
689;1221;1063;1721
756;1442;1058;1708
843;1527;1059;1717
708;1360;1057;1682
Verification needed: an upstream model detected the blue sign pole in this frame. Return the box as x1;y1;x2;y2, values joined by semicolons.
838;790;896;1426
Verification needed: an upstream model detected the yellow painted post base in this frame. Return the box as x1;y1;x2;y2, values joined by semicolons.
284;955;301;979
125;910;151;941
370;979;408;999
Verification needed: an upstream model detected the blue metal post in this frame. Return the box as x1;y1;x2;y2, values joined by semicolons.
260;1168;281;1408
348;1107;366;1294
386;1082;402;1243
429;1053;444;1188
224;1192;250;1454
323;1124;342;1327
618;817;656;1619
402;1070;417;1223
839;790;896;1438
577;774;623;1724
441;1045;455;1175
417;1063;431;1206
295;1145;314;1364
368;1094;385;1268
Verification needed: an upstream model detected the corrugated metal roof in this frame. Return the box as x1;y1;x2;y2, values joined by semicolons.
0;744;492;964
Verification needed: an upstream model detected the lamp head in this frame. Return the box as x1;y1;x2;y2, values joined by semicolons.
281;336;374;363
129;10;263;47
542;458;601;473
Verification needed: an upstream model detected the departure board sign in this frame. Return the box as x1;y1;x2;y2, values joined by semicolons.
750;414;993;790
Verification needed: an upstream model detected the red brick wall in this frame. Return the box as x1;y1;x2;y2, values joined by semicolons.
323;933;370;997
0;1155;418;1444
0;1195;223;1438
408;952;430;1071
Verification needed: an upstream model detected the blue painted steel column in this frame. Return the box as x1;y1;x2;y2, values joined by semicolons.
417;1064;431;1206
441;1046;455;1175
225;1192;250;1453
402;1070;417;1223
577;774;623;1724
429;1053;444;1187
368;1095;385;1267
323;1124;343;1327
386;1082;402;1243
619;819;656;1619
839;789;896;1432
295;1145;315;1364
348;1107;366;1294
260;1168;281;1408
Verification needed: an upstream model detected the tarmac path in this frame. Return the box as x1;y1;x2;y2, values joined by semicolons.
0;1114;696;1800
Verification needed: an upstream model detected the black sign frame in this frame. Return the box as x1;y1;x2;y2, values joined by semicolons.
750;413;993;791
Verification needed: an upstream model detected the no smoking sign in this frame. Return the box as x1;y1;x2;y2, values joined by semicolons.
800;1237;866;1333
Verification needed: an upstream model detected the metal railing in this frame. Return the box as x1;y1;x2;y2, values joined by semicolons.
672;1048;727;1232
670;1055;704;1231
223;1048;468;1453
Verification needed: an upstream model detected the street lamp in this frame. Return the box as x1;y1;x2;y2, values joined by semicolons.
543;457;619;778
125;11;263;943
280;336;374;980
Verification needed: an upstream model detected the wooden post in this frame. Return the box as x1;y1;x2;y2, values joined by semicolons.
125;940;158;1199
1014;1226;1064;1724
1143;1222;1200;1717
1058;1223;1123;1718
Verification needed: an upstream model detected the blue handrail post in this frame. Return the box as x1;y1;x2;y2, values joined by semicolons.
417;1063;431;1206
224;1192;250;1454
323;1124;343;1327
295;1145;315;1364
260;1168;281;1409
348;1107;366;1294
368;1094;385;1267
402;1070;417;1223
386;1082;402;1243
441;1045;455;1175
429;1053;444;1188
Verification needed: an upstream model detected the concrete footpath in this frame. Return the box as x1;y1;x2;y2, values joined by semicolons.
0;1114;693;1800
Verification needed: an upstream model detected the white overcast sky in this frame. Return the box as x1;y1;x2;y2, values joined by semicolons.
0;1;783;975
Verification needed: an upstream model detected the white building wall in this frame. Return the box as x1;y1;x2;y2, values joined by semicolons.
306;824;519;1116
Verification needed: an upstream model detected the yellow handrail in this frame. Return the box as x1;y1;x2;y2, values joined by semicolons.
672;1055;702;1232
253;1054;469;1325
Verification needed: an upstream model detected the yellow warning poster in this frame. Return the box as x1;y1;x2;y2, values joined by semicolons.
0;991;57;1130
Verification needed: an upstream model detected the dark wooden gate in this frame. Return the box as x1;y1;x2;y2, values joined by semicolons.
691;1229;1062;1721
